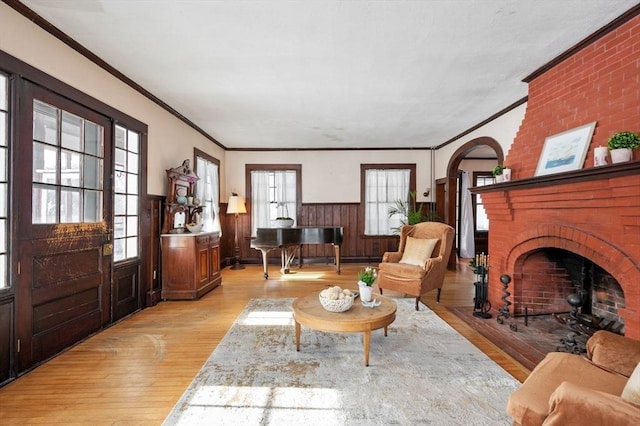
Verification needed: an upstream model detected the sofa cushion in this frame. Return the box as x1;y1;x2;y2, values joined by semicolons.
507;352;628;426
543;381;640;426
622;362;640;404
588;330;640;377
399;237;438;266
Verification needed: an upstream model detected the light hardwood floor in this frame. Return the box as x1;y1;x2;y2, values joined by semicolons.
0;262;529;425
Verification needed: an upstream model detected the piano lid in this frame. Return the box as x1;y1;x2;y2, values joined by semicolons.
251;226;343;248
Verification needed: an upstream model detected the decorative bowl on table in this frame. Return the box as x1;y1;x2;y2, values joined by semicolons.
186;222;203;233
319;286;355;312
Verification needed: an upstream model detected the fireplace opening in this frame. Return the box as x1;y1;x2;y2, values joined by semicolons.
513;248;625;353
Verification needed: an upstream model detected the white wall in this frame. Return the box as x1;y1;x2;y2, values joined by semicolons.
224;150;435;203
0;3;224;197
225;104;526;204
435;103;526;179
459;159;499;177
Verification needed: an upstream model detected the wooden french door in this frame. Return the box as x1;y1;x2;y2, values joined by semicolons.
14;82;113;372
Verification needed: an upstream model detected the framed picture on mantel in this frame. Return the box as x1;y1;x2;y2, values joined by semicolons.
535;121;596;176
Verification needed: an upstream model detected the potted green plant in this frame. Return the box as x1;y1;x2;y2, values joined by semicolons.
607;131;640;163
492;165;506;182
357;266;378;302
387;191;439;235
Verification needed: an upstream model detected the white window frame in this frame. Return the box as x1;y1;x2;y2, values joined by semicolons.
362;164;415;236
248;165;300;237
113;124;140;262
474;173;492;232
195;150;221;234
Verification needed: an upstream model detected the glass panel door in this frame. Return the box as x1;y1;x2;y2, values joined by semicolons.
32;100;104;224
113;124;140;262
0;74;7;290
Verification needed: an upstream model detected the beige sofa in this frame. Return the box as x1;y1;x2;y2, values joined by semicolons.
507;330;640;426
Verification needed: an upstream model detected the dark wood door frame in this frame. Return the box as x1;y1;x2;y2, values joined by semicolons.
15;81;114;372
444;137;503;270
1;50;149;380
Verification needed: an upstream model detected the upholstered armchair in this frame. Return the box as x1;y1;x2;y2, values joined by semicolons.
377;222;455;310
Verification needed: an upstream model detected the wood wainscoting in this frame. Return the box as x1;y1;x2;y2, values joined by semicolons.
219;202;403;267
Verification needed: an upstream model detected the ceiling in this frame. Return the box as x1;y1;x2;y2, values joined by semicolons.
17;0;638;150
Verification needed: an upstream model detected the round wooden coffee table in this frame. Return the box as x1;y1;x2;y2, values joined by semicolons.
291;291;397;366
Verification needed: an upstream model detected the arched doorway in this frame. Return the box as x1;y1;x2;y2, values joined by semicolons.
443;137;504;269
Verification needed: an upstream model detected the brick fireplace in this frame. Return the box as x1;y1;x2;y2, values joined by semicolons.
477;14;640;338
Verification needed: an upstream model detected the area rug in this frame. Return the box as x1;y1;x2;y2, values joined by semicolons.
164;298;520;425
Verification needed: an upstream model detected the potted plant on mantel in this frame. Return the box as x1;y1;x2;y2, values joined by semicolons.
607;131;640;164
492;165;506;183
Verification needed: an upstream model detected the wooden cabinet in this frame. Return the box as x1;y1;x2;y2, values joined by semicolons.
161;231;221;300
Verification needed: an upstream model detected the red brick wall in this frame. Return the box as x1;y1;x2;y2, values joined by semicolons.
484;15;640;338
506;16;640;179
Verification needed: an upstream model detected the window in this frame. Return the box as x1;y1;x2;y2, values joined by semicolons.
247;165;301;237
194;149;221;234
32;100;105;224
0;74;7;289
473;173;493;232
113;124;140;262
362;164;415;236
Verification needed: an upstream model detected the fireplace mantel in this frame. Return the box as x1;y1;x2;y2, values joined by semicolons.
471;160;640;195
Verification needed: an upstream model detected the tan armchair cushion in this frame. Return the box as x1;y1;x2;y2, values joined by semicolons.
378;261;428;279
399;236;438;267
622;362;640;404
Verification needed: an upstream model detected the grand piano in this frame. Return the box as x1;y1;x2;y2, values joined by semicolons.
250;226;344;279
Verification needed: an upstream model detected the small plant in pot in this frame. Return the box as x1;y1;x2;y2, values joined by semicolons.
357;267;378;303
607;131;640;163
273;201;294;228
492;165;506;182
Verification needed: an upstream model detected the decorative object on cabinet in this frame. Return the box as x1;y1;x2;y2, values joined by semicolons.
227;193;247;270
186;222;203;234
162;159;204;234
161;232;221;300
534;121;596;176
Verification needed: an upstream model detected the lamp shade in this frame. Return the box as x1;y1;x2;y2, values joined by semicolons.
227;195;247;214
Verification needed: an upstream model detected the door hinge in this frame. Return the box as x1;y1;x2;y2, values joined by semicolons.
17;339;20;353
17;261;20;275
